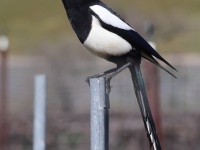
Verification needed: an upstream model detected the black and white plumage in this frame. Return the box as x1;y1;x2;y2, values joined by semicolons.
62;0;177;75
61;0;177;149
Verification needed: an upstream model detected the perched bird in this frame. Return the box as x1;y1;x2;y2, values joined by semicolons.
61;0;177;149
61;0;177;76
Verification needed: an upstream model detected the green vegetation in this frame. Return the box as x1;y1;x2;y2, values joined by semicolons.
0;0;200;54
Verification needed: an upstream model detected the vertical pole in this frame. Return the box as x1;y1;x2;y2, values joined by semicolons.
33;75;46;150
89;77;110;150
0;51;8;150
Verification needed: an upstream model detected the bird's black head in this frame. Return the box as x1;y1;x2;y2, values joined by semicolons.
62;0;99;43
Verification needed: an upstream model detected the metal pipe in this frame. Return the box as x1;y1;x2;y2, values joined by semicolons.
33;75;46;150
89;77;110;150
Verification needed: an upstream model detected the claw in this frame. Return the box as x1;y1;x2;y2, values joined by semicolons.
105;76;112;94
106;83;110;94
86;77;89;84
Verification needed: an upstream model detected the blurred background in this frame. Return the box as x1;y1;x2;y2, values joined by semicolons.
0;0;200;149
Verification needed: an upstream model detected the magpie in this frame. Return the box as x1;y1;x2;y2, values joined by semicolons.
61;0;177;149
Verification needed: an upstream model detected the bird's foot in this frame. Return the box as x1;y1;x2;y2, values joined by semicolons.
86;73;113;94
105;75;112;94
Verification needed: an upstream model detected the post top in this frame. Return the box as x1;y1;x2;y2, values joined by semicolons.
0;35;9;51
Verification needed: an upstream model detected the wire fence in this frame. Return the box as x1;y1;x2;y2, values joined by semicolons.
5;54;200;150
7;56;200;113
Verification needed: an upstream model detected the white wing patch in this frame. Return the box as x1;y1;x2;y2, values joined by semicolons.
84;16;132;58
90;5;133;31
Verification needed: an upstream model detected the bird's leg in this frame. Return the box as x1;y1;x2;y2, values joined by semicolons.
86;58;134;93
86;67;119;83
86;61;132;83
105;62;132;81
105;56;139;81
104;62;132;93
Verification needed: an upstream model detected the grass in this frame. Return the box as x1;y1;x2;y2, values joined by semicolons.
0;0;200;54
0;0;71;54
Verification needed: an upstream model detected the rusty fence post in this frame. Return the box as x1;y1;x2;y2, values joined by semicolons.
0;35;9;150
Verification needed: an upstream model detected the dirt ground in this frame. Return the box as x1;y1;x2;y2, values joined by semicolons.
7;112;200;150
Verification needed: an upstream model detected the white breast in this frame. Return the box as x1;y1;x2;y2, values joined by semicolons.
84;16;132;58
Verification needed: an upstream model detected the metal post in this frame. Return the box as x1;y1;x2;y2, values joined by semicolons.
0;51;8;150
0;35;9;150
33;75;46;150
89;77;110;150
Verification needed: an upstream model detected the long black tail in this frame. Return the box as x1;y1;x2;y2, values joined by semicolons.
128;64;162;150
141;52;177;78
